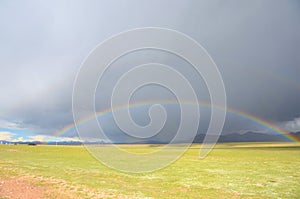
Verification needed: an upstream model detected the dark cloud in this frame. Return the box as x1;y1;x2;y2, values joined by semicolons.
0;0;299;139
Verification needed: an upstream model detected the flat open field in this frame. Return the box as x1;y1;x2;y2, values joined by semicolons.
0;143;299;198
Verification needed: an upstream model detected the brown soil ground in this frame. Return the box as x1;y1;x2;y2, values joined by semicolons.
0;176;48;199
0;175;131;199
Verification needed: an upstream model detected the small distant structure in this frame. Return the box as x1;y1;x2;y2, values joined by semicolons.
28;142;37;146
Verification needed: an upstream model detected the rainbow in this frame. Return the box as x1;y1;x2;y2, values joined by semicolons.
50;100;300;143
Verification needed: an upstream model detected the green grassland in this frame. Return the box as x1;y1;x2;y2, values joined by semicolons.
0;143;299;198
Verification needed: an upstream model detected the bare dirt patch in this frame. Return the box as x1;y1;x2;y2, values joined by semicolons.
0;176;47;199
0;174;136;199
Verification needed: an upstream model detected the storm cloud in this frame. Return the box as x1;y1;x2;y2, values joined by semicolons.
0;0;299;140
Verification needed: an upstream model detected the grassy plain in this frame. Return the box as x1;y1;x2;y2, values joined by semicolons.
0;143;299;198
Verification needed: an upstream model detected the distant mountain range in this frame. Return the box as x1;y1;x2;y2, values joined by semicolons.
0;140;83;145
1;132;299;145
192;131;300;143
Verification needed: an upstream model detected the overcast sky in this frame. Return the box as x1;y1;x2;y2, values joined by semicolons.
0;0;299;142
